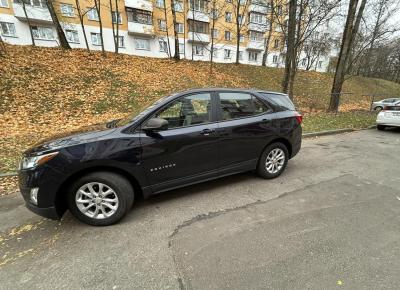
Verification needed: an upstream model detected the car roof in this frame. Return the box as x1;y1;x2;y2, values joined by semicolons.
175;88;287;96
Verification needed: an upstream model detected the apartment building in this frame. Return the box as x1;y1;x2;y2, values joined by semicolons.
0;0;330;71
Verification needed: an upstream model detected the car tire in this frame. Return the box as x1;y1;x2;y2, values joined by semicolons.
375;106;383;111
257;142;289;179
377;125;386;131
67;172;134;226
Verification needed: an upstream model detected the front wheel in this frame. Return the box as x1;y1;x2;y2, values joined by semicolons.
257;142;289;179
67;172;134;226
377;125;386;131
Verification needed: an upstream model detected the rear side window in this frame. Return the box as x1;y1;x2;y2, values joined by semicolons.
219;92;270;121
259;93;295;111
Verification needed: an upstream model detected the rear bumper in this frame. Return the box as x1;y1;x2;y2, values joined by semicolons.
290;125;302;158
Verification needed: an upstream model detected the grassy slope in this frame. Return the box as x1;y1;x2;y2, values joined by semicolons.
1;44;399;173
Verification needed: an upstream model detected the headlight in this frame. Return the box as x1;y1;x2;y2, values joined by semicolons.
19;152;59;170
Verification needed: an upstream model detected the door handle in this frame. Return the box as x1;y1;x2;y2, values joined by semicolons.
200;128;215;135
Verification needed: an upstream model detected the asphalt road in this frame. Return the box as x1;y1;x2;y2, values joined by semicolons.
1;128;399;290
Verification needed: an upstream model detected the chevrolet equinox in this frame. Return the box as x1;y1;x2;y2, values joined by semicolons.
18;89;302;226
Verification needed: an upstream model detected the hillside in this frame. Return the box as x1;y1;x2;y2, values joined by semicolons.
1;44;399;175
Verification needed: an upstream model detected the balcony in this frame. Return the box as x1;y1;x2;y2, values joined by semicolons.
128;22;155;36
13;4;52;24
248;22;269;33
187;10;209;23
249;4;269;14
247;41;264;51
188;32;210;43
125;0;153;11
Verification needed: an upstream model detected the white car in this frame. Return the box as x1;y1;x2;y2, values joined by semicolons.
376;105;400;130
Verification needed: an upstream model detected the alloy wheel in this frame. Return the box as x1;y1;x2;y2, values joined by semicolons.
265;148;285;174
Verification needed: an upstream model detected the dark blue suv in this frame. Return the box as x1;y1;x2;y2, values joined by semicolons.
18;89;302;226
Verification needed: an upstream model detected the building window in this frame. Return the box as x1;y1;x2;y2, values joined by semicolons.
274;39;279;48
211;9;218;19
32;26;54;40
225;12;232;22
302;58;307;66
127;8;152;25
224;31;231;41
156;0;165;8
238;14;243;24
249;13;265;24
159;39;168;52
318;61;323;68
239;0;246;5
189;0;207;13
272;55;278;63
174;0;183;12
112;11;122;24
65;30;79;43
14;0;46;8
0;22;16;37
193;45;204;55
238;51;243;60
60;3;74;17
179;42;184;54
116;36;124;47
249;31;263;41
277;5;282;15
239;34;244;42
158;19;167;31
0;0;9;8
188;20;208;33
249;51;258;62
224;49;231;59
87;8;99;21
212;47;218;58
211;29;219;39
175;22;184;33
134;38;150;50
90;32;102;46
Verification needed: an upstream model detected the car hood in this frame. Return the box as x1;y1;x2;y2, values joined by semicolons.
25;122;117;155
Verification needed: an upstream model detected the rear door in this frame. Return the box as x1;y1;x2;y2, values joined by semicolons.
215;91;275;171
139;92;219;191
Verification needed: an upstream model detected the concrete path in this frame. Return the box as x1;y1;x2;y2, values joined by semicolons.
1;128;399;289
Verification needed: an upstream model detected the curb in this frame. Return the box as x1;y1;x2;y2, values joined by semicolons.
0;126;378;178
302;128;355;138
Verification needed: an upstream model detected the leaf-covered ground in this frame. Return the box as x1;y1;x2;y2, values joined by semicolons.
1;44;398;179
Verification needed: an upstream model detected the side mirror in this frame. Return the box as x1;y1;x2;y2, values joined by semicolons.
142;118;168;131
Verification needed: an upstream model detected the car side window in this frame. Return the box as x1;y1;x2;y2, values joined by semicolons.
219;92;269;121
154;93;212;129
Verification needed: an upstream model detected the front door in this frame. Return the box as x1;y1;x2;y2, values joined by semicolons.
140;92;219;191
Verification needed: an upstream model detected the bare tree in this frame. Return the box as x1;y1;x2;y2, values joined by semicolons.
171;0;180;59
46;0;71;49
94;0;105;55
329;0;367;112
282;0;297;96
162;0;172;57
75;0;90;51
21;0;36;46
232;0;250;64
262;0;275;66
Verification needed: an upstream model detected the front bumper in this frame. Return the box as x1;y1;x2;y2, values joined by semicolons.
18;167;65;220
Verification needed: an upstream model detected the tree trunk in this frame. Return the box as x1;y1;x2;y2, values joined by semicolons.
22;1;35;46
329;0;365;112
115;0;120;53
75;0;89;51
262;0;274;66
109;0;117;53
47;0;71;49
163;1;171;57
235;2;240;64
171;0;180;60
95;0;105;55
282;0;297;95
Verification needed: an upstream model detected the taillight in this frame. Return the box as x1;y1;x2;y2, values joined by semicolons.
295;113;303;124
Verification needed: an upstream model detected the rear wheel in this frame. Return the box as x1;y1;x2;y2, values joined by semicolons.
257;142;289;179
67;172;134;226
377;125;386;131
